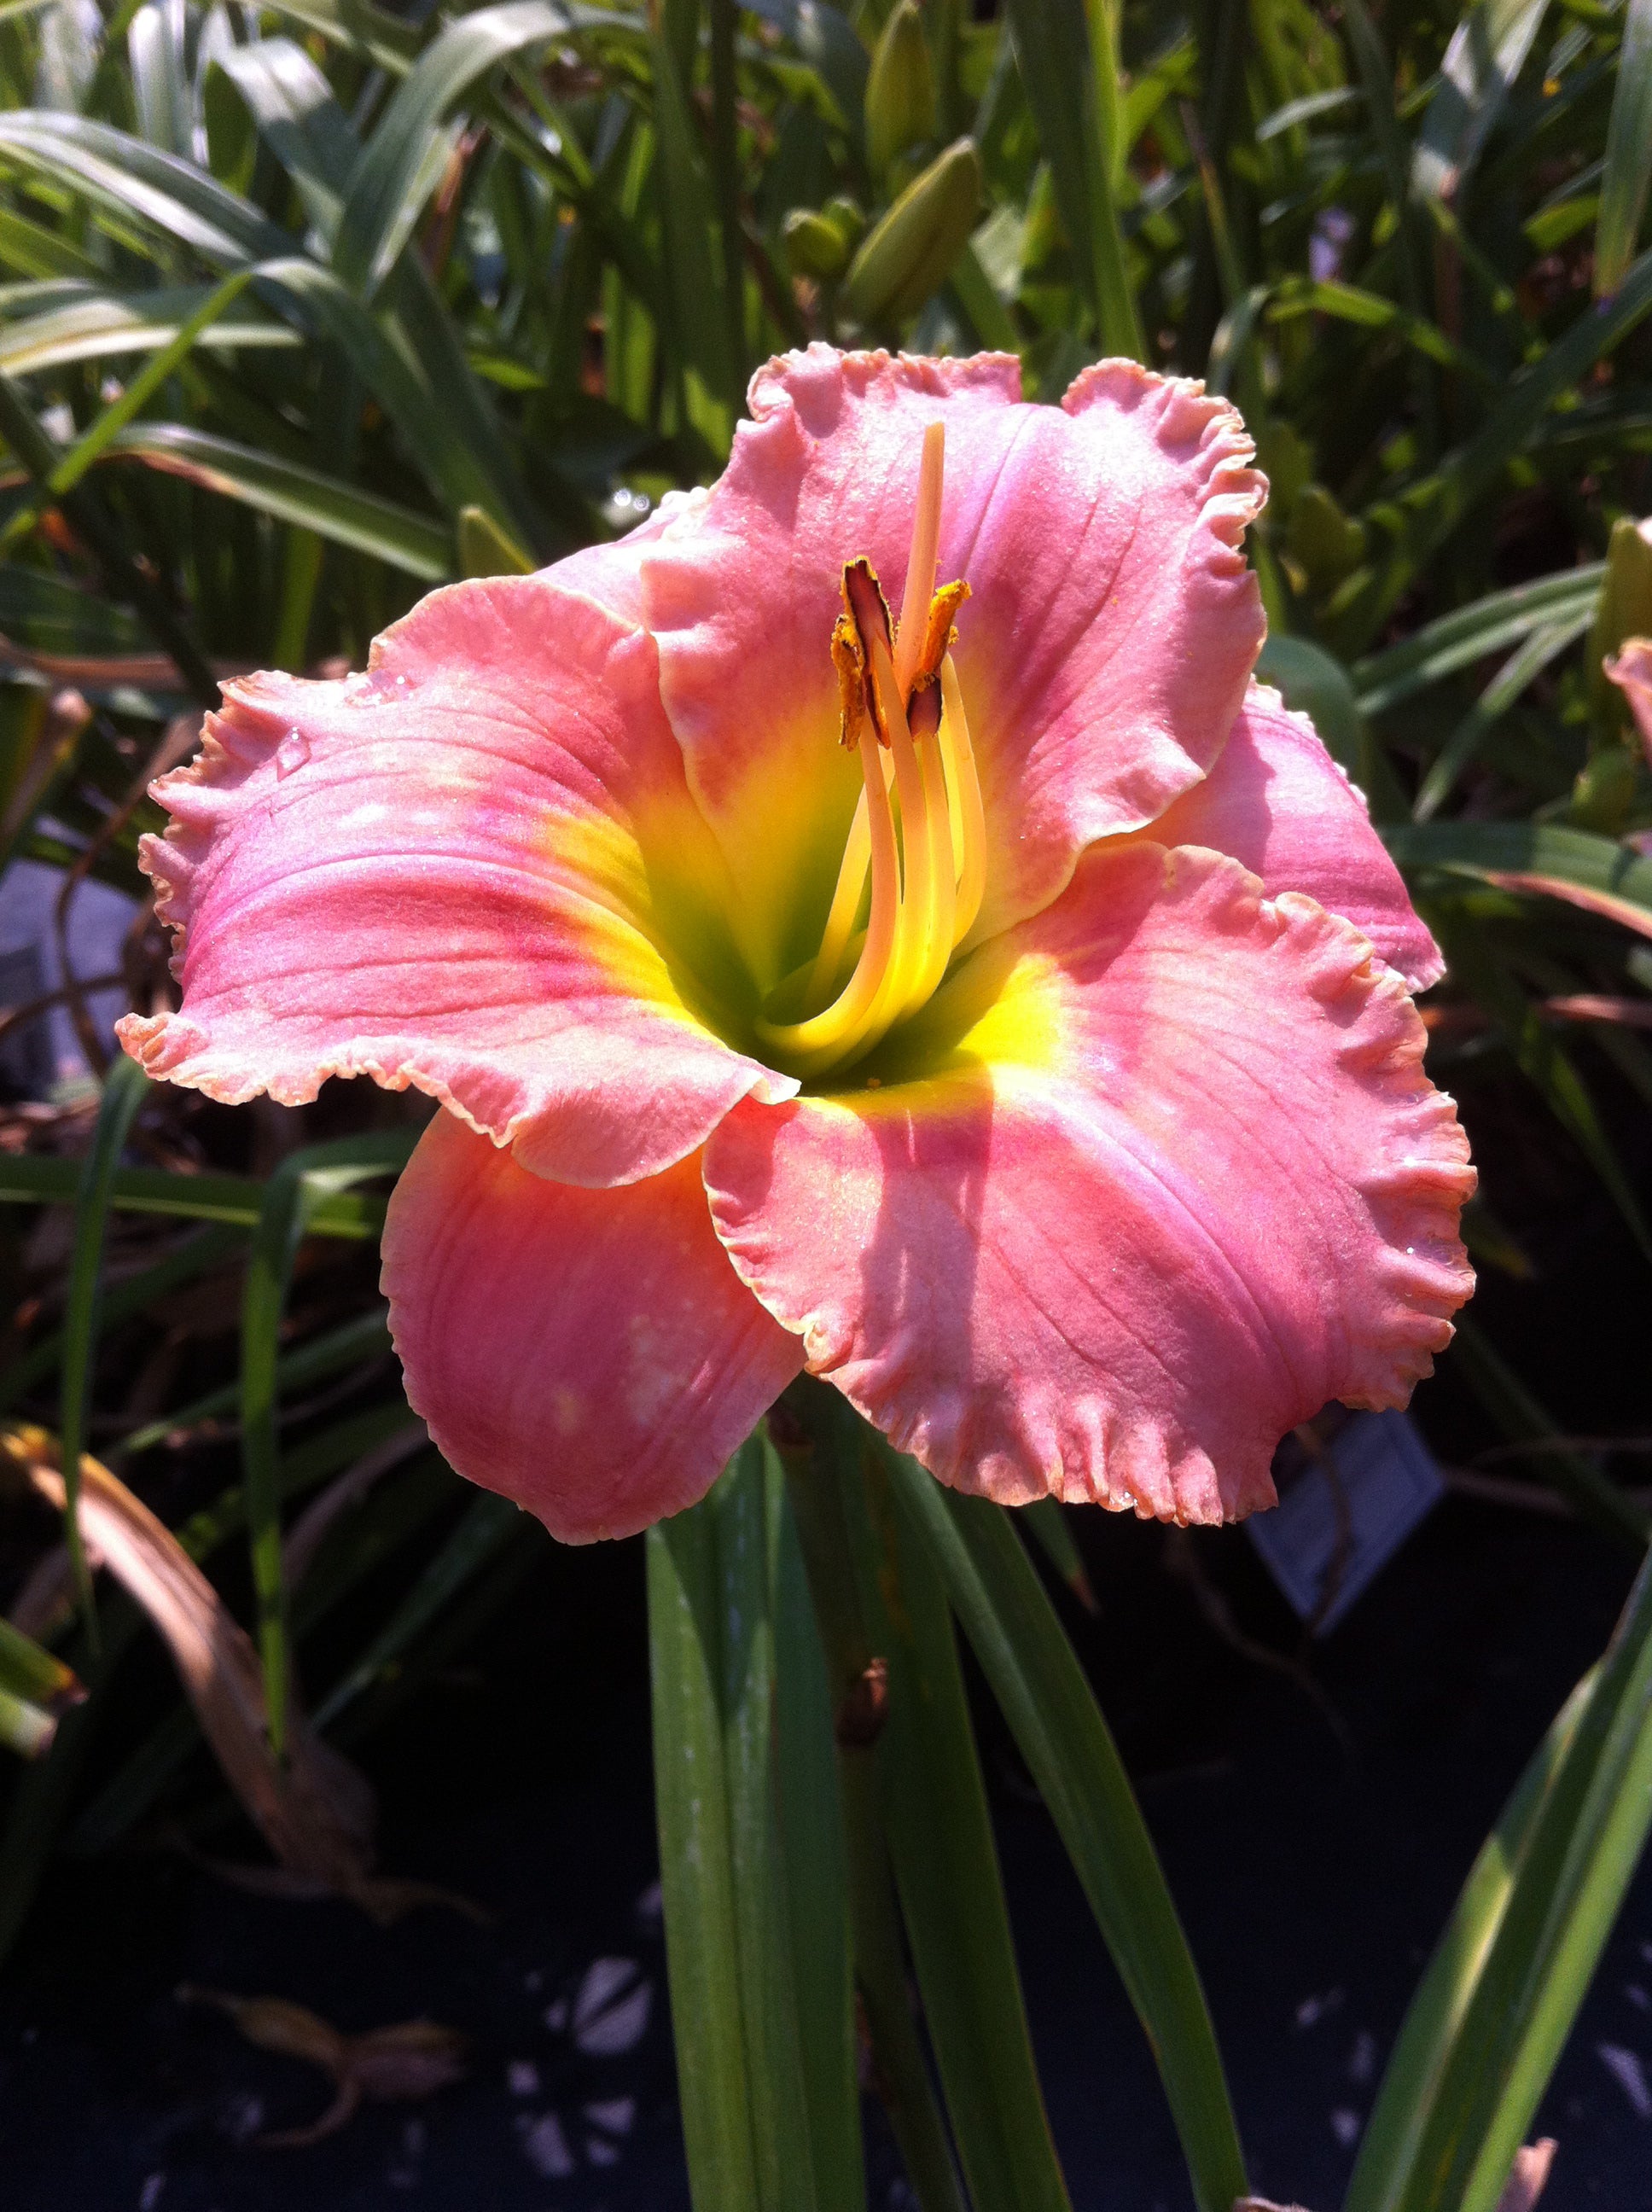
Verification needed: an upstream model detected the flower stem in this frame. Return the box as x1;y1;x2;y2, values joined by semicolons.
771;1382;967;2212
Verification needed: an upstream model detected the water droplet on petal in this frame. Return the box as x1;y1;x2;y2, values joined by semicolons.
275;729;311;779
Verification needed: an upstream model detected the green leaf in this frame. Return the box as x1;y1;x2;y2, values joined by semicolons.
0;567;144;655
0;1223;245;1420
457;502;532;577
314;1490;521;1729
0;1154;388;1236
1368;1548;1652;2212
0;1688;58;1761
261;0;421;75
714;1438;822;2211
1411;609;1595;822
239;1132;417;1757
97;422;454;578
1003;0;1141;358
0;1616;83;1721
884;1458;1249;2212
332;0;573;298
1269;277;1493;383
1344;1667;1595;2212
113;1306;392;1464
1596;0;1652;296
769;1452;865;2212
1352;567;1604;715
1428;911;1652;1265
1350;247;1652;644
59;1056;151;1639
1258;632;1389;807
841;1450;1073;2212
648;1465;764;2212
1383;820;1652;942
0;280;296;375
1018;1497;1094;1612
649;1439;862;2212
776;1392;968;2212
1445;1316;1650;1550
1411;0;1551;206
649;3;739;422
128;0;194;160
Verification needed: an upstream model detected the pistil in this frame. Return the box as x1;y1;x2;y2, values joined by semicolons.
754;422;988;1081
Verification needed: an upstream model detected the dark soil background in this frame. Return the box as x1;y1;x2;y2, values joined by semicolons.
0;1464;1649;2211
1;1055;1649;2212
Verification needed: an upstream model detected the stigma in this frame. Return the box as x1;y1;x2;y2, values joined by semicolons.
756;421;986;1082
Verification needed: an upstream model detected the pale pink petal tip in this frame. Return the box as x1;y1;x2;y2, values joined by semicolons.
1149;680;1446;994
383;1113;803;1544
119;577;791;1190
644;345;1271;967
705;847;1473;1528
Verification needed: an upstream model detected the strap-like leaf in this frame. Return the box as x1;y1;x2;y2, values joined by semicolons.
885;1456;1249;2212
240;1132;417;1755
60;1056;151;1635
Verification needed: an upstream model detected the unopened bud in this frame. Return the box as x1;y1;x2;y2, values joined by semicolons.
784;207;852;282
823;196;866;253
843;137;982;328
864;0;937;180
1587;515;1652;734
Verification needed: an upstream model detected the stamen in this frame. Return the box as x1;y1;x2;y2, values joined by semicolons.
759;422;983;1080
893;422;945;701
867;629;934;1027
939;654;986;947
756;683;901;1075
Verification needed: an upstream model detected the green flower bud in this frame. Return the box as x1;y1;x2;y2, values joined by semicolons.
1587;514;1652;736
843;137;982;328
783;207;852;282
864;0;936;181
822;195;866;253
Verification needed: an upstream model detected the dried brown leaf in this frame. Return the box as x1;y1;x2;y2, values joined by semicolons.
3;1425;373;1892
179;1985;468;2148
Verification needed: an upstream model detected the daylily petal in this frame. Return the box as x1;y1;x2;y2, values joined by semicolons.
382;1112;804;1542
1606;637;1652;766
1140;682;1445;992
119;578;793;1188
544;486;710;627
705;844;1473;1522
642;345;1266;980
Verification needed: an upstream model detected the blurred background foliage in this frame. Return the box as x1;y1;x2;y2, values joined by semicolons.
3;0;1652;2207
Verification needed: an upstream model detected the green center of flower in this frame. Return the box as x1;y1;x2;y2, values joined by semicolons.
754;422;985;1082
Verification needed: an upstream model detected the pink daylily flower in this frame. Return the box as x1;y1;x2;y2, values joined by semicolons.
1607;637;1652;768
119;348;1475;1540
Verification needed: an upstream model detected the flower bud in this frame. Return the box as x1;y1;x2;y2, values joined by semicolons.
843;137;982;328
864;0;936;180
823;195;866;253
1587;513;1652;734
784;207;852;282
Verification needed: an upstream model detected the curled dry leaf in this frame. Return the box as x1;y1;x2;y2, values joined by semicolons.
2;1425;374;1894
178;1985;468;2148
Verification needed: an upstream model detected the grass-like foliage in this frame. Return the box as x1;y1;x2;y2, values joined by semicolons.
2;3;1652;2209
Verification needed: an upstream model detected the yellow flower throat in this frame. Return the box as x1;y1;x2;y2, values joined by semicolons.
755;422;986;1082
